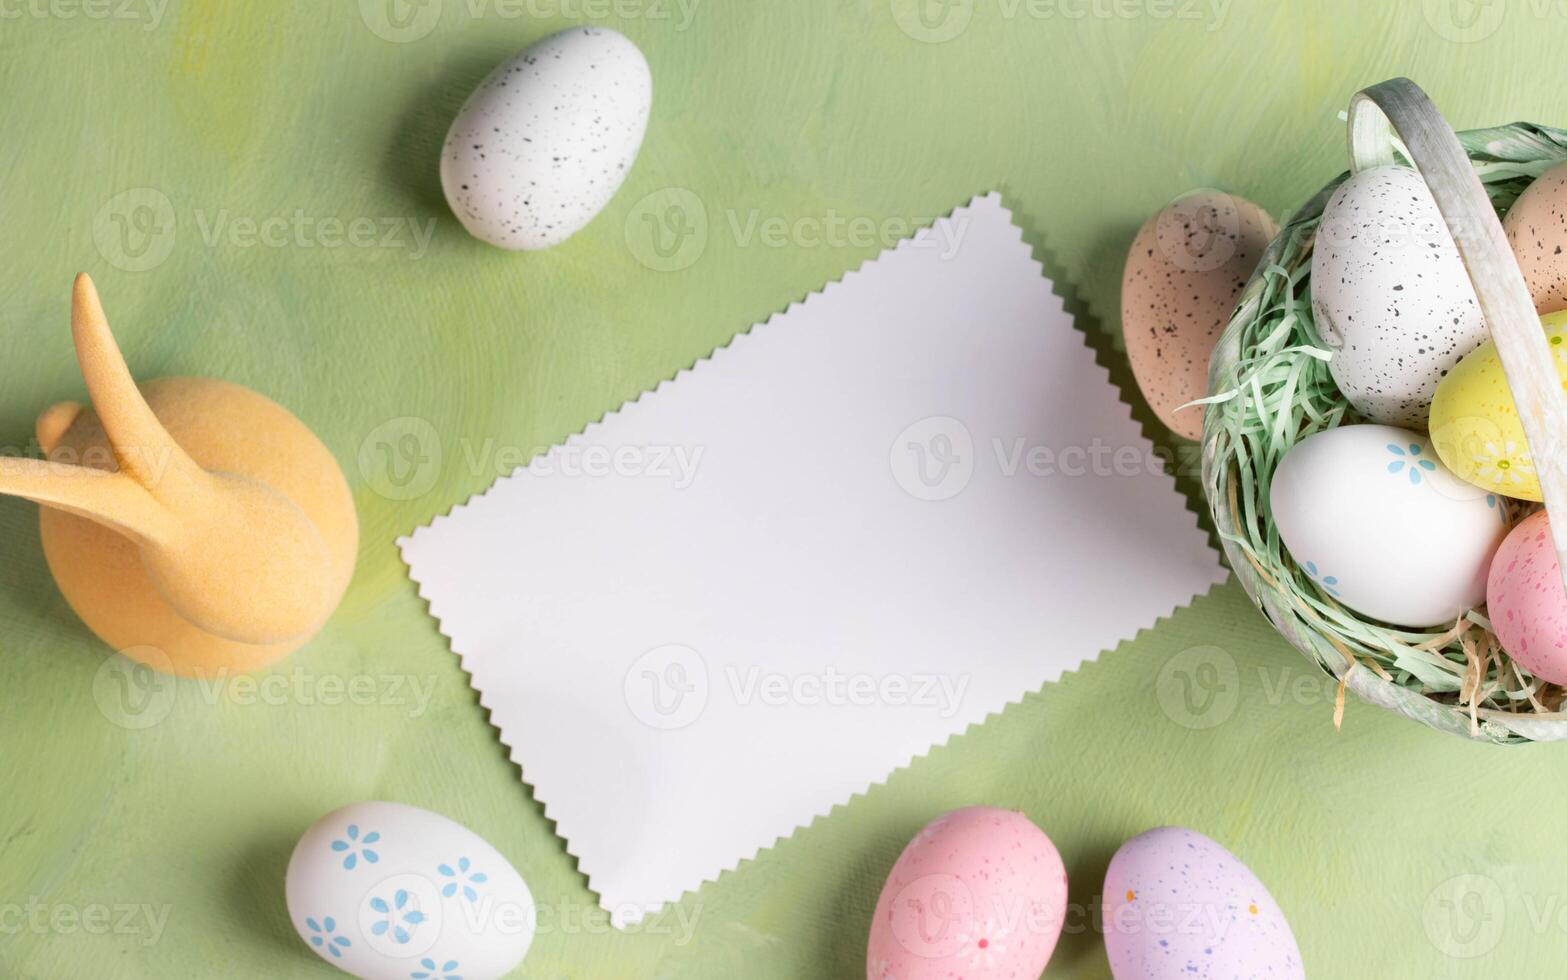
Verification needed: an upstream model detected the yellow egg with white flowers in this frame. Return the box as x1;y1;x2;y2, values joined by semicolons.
1428;310;1567;501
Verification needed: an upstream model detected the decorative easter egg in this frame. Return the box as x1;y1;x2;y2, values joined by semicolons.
1487;511;1567;684
1122;190;1278;440
1311;165;1487;427
1503;160;1567;315
1269;424;1508;627
865;807;1067;980
1102;827;1302;979
441;27;652;250
286;802;534;980
1430;309;1567;502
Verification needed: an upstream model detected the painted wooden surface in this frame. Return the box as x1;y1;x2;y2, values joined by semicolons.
1;1;1564;976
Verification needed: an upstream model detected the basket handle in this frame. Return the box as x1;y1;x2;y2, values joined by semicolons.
1348;78;1567;593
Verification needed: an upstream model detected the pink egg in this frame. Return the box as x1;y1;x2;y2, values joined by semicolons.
1103;827;1302;979
1488;510;1567;683
866;807;1067;980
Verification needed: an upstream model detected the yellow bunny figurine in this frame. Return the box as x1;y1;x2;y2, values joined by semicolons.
0;275;358;677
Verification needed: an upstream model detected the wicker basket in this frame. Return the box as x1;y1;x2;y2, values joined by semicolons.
1202;78;1567;743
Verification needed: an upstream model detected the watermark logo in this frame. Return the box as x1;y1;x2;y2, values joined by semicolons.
93;188;177;273
1423;874;1505;958
1155;645;1239;730
360;0;701;42
890;416;974;502
625;187;709;272
189;210;437;257
92;647;178;730
359;873;443;958
357;421;706;501
535;898;699;944
890;873;976;958
527;443;704;489
95;662;441;729
625;190;970;271
359;0;444;42
625;654;968;729
360;417;444;501
892;0;1229;41
1422;0;1506;42
890;0;975;43
891;425;1185;502
727;665;968;718
92;190;439;272
624;644;709;730
1153;190;1243;274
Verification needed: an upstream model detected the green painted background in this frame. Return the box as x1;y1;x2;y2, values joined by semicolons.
2;0;1563;976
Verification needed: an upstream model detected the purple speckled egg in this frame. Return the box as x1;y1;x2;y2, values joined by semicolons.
866;807;1068;980
1102;827;1302;979
1488;510;1567;683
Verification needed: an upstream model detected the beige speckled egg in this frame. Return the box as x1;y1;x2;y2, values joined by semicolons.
1504;160;1567;315
1122;191;1278;440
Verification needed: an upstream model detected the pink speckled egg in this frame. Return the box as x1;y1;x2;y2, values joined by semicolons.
1102;827;1302;979
865;807;1068;980
1488;510;1567;684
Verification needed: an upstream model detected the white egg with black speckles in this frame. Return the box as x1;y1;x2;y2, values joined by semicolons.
441;27;652;251
1311;165;1487;427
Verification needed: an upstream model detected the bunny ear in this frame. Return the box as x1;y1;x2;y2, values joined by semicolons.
0;276;200;546
0;456;170;544
70;274;200;496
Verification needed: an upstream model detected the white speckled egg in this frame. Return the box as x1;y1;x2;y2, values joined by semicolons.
1103;827;1303;979
441;27;652;250
1311;166;1487;426
286;801;534;980
1270;424;1509;628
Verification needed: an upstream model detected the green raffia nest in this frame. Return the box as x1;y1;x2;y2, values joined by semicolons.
1202;122;1567;743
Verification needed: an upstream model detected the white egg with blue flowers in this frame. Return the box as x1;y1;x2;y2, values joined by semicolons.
285;801;534;980
1269;424;1509;628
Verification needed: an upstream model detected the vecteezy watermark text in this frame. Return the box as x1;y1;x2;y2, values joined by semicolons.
889;0;1233;44
890;416;1188;502
357;0;702;43
93;188;438;272
357;416;706;501
0;0;168;30
624;645;971;730
623;188;972;272
93;650;440;730
0;899;171;946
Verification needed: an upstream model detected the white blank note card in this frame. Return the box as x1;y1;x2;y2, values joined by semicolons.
400;193;1225;925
